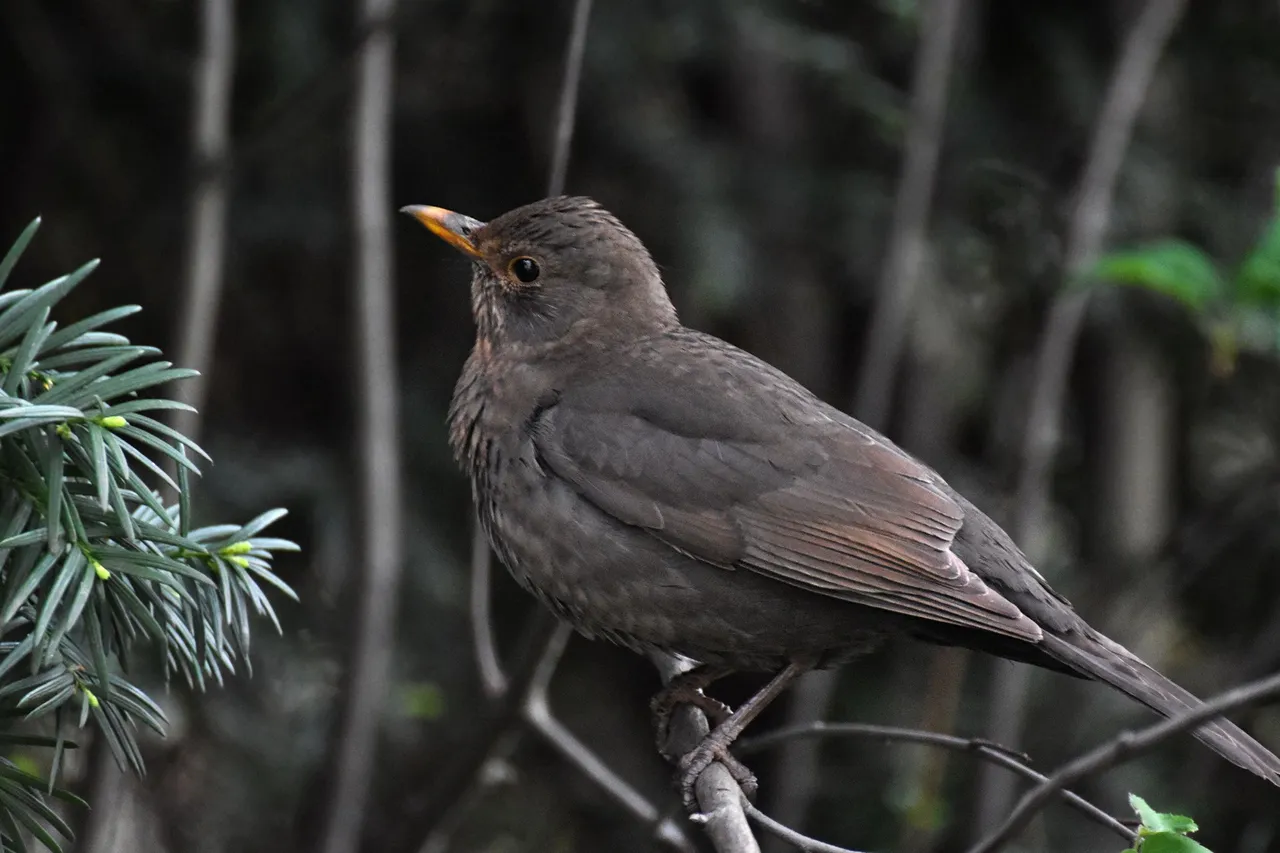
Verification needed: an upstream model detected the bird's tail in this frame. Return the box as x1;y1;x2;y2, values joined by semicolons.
1040;631;1280;785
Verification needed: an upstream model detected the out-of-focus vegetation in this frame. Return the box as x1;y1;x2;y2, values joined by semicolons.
1091;170;1280;371
2;0;1280;851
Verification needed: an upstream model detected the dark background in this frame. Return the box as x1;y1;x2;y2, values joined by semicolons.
2;0;1280;851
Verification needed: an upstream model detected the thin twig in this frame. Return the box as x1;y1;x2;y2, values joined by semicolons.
470;522;506;698
743;801;867;853
524;635;694;852
317;1;401;852
172;0;235;448
970;669;1280;853
547;0;593;198
977;0;1188;828
737;722;1132;841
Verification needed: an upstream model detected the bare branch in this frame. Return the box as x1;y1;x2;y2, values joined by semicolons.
547;0;594;198
470;521;507;698
743;801;867;853
317;0;401;851
737;722;1132;842
971;669;1280;853
523;622;574;710
172;0;235;446
978;0;1188;826
524;638;694;853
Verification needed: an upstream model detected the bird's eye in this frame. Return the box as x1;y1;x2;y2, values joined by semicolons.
509;257;541;283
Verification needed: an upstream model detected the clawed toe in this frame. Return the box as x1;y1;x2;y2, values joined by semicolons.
650;665;733;755
676;741;757;811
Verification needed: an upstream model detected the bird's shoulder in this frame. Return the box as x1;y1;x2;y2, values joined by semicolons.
542;326;963;525
561;327;846;436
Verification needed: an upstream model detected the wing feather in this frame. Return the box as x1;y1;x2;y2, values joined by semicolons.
533;340;1042;644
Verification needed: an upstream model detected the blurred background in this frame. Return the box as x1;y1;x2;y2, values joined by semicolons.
3;0;1280;851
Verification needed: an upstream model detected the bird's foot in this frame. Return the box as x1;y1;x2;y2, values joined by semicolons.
650;666;733;756
677;737;757;811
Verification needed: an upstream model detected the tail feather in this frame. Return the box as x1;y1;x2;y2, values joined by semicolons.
1040;632;1280;785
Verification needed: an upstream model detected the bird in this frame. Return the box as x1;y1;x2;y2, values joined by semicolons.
402;195;1280;806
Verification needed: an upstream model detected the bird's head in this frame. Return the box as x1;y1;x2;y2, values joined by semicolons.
402;196;678;349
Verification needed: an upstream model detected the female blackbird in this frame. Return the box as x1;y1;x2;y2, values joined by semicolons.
403;195;1280;804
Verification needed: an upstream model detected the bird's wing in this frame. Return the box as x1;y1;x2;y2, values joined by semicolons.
531;336;1042;643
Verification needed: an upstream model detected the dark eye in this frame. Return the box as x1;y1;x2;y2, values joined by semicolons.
509;257;540;283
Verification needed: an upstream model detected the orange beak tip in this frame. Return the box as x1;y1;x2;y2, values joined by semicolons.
400;204;485;259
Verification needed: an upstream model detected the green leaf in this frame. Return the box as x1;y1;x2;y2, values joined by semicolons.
1090;241;1225;311
0;496;33;576
85;424;109;510
57;363;196;409
177;449;192;537
99;399;196;417
1234;218;1280;311
0;405;84;420
38;305;141;353
0;219;41;292
0;225;299;830
34;344;156;372
20;682;76;722
0;261;99;353
94;546;216;586
0;531;45;551
0;806;31;853
1129;794;1197;834
44;428;64;553
1128;795;1211;853
40;560;96;669
124;414;211;462
2;307;52;396
1140;833;1212;853
224;508;289;546
31;351;149;406
30;550;85;670
83;593;112;704
1;552;61;627
113;426;202;476
118;443;181;498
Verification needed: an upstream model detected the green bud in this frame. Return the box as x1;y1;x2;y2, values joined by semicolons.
92;560;111;580
99;415;128;429
83;687;100;708
228;555;250;568
221;541;253;555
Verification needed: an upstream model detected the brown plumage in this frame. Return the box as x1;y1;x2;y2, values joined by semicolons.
403;195;1280;801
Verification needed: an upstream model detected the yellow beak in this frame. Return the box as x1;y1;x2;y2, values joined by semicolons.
399;205;486;259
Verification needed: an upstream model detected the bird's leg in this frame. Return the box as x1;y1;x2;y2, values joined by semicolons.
677;660;811;811
650;663;734;756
